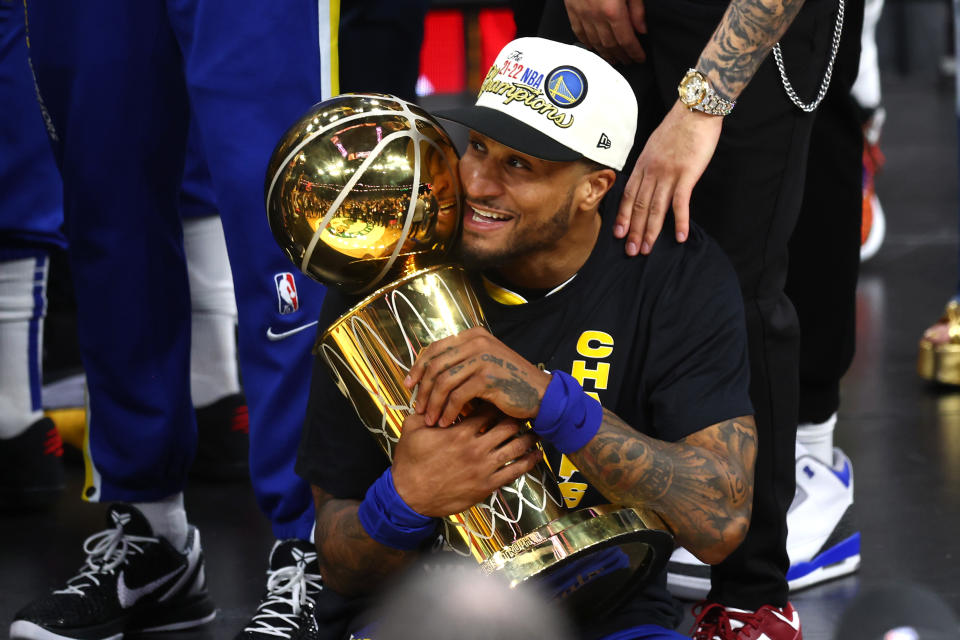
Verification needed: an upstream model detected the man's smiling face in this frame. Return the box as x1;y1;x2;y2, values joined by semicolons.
457;131;582;271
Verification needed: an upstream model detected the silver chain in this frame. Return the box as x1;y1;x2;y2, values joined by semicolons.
771;0;846;112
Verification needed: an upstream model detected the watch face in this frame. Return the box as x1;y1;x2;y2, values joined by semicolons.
680;73;706;106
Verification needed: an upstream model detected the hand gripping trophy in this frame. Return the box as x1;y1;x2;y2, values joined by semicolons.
265;93;672;616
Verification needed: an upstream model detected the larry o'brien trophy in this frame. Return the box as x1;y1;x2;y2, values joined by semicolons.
265;94;673;615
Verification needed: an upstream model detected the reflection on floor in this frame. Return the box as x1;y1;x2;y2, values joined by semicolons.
2;76;958;640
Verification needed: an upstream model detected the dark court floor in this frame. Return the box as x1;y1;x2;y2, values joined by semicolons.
2;75;959;639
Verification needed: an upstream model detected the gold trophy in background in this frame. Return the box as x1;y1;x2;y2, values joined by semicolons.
266;94;673;615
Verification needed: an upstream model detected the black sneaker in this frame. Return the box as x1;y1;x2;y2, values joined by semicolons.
192;393;249;481
236;539;323;640
0;416;65;510
10;504;215;639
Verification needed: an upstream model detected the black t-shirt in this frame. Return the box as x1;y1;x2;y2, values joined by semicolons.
297;183;753;637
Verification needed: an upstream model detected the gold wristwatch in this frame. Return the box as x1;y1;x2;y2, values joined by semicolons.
678;69;735;116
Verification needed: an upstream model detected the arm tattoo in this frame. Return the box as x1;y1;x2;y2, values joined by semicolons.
312;489;418;596
697;0;807;100
569;411;757;563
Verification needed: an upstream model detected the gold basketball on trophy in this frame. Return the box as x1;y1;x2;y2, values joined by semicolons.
265;93;461;294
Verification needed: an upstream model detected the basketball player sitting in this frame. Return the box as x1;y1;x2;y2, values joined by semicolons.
297;38;757;640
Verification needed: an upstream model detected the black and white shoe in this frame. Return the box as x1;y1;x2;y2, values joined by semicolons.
10;504;215;640
236;539;323;640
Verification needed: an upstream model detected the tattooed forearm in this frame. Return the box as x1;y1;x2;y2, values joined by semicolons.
569;411;757;564
696;0;807;100
311;486;418;596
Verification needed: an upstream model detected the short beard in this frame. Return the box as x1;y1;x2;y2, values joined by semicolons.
458;189;574;272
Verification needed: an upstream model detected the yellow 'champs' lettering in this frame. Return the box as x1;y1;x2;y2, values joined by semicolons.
576;330;614;359
557;331;615;508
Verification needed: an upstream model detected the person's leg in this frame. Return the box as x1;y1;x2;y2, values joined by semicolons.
0;1;66;509
782;0;865;594
537;0;814;615
27;0;195;503
12;4;215;639
788;0;865;455
180;123;248;479
0;252;64;509
170;0;330;545
167;1;334;636
181;133;239;411
642;0;845;612
855;0;886;263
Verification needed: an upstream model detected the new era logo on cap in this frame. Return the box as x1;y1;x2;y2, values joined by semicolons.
435;37;637;171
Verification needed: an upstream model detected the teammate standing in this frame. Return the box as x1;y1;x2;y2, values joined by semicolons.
0;0;66;510
539;1;858;636
11;3;334;639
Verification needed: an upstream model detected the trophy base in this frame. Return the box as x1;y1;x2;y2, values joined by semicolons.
480;506;673;617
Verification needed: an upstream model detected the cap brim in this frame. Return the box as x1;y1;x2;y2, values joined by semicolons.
434;106;583;163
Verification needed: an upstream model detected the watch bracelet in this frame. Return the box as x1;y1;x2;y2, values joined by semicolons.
696;92;734;116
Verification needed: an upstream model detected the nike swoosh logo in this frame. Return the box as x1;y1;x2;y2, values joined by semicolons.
266;321;319;341
117;564;186;609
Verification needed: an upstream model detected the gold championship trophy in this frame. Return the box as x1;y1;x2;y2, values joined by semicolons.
266;94;673;616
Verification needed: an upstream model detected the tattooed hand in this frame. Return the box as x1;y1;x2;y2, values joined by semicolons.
616;0;807;256
403;327;551;427
564;0;647;64
392;407;541;517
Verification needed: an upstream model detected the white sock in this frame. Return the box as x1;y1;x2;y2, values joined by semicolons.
0;257;47;439
797;412;837;466
133;493;189;550
183;216;240;407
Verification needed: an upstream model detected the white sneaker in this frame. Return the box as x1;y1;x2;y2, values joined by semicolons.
785;445;860;590
666;445;860;599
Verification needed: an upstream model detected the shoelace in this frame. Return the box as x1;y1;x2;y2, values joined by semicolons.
53;525;157;596
691;602;735;640
244;563;323;638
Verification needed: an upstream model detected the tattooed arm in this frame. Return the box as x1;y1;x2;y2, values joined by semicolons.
570;411;757;564
696;0;807;101
402;328;756;562
311;486;419;596
311;408;541;596
615;0;807;257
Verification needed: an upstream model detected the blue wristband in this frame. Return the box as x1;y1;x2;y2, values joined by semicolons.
533;371;603;454
357;468;437;551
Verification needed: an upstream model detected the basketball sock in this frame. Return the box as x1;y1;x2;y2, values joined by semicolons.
797;412;837;466
183;216;240;407
0;256;47;439
133;492;189;550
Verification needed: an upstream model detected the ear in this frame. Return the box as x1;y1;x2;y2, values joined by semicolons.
575;168;616;212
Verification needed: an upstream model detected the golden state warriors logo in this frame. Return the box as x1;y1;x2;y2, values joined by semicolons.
545;66;587;109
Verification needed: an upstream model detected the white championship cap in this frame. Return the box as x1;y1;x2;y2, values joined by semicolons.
436;37;638;171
